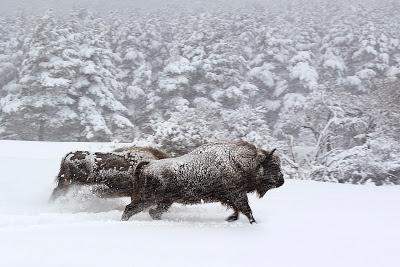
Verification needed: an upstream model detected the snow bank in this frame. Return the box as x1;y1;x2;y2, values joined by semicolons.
0;141;398;267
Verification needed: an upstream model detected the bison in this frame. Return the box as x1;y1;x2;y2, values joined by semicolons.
121;141;284;223
50;146;169;201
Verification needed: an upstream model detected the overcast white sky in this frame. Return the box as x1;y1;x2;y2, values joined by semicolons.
0;0;162;15
0;0;264;15
0;0;388;16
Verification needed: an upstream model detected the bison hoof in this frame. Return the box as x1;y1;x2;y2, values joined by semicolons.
249;218;257;224
149;209;162;220
121;214;130;221
226;214;239;222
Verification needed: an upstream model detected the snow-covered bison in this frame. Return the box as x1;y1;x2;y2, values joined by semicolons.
121;141;284;223
50;147;169;201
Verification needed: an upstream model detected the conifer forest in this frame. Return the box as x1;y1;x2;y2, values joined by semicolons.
1;0;399;185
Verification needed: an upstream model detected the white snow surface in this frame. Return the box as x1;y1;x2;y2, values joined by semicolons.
0;140;398;267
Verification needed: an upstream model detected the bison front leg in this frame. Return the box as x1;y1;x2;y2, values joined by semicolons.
149;201;172;220
121;201;152;221
231;193;256;224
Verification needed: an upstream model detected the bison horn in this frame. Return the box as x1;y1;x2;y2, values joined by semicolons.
269;148;276;157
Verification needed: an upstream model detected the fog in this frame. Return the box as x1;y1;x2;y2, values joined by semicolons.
2;0;153;14
0;0;391;16
0;0;266;15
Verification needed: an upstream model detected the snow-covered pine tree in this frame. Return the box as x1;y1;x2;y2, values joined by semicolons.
0;10;79;141
1;10;134;141
67;11;133;141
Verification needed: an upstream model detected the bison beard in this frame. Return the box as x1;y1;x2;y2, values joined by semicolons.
121;141;284;224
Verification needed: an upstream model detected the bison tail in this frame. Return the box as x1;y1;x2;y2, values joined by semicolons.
134;161;150;179
130;161;150;202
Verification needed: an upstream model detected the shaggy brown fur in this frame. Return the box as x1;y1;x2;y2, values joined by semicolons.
121;141;284;223
113;146;169;160
50;147;169;201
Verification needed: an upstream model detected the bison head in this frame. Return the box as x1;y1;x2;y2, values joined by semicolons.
255;149;284;198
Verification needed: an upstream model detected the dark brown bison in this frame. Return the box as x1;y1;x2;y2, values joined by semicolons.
121;141;284;223
50;146;169;201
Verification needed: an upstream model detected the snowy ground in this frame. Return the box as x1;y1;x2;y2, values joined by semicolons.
0;140;399;267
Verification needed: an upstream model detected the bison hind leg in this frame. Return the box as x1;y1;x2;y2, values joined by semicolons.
226;193;256;224
219;198;240;222
121;201;153;221
149;201;172;220
226;210;239;222
149;208;162;220
49;185;67;201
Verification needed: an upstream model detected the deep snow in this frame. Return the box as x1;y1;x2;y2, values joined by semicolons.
0;140;399;267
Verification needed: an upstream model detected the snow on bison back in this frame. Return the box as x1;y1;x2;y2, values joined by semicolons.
50;146;169;201
121;141;284;223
